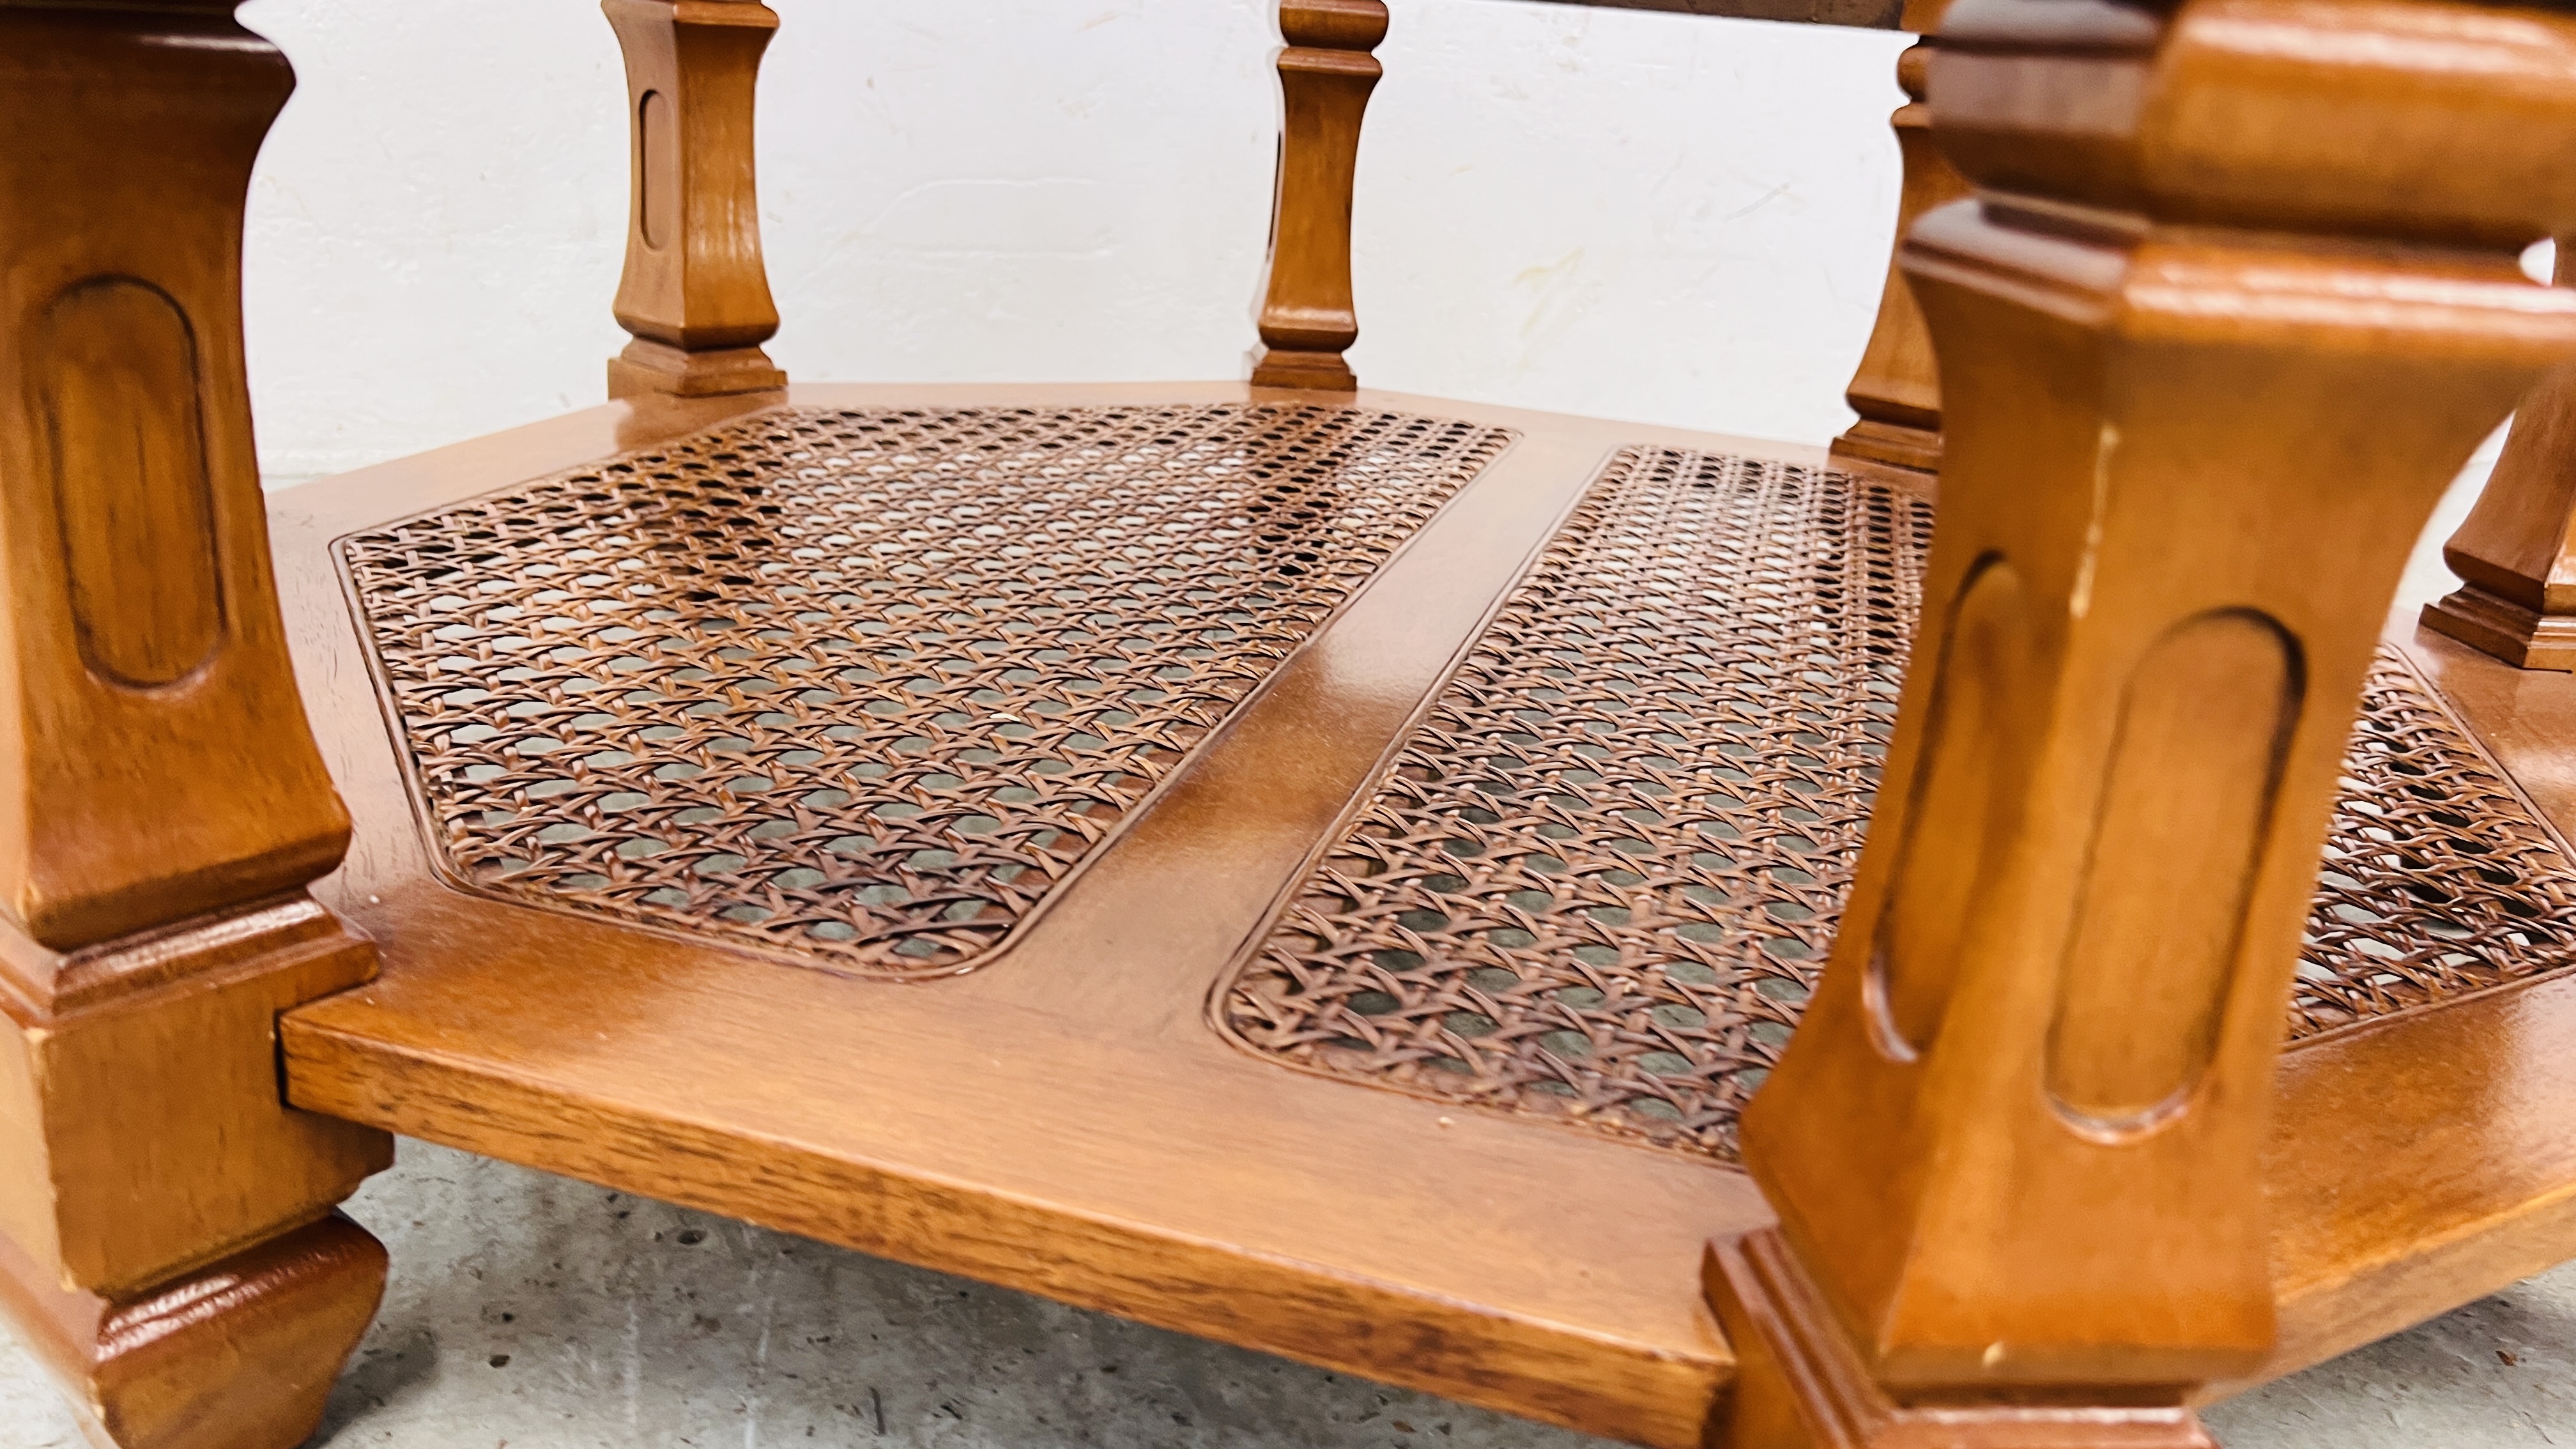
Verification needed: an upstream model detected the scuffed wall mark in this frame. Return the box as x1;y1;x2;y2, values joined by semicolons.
1512;248;1602;378
1725;182;1793;222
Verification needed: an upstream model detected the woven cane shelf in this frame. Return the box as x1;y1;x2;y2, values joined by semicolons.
274;385;2576;1447
45;1;2576;1444
1220;447;2576;1163
339;403;1510;977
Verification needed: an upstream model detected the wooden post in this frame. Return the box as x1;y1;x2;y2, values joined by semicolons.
604;0;788;400
2421;241;2576;669
1250;0;1386;392
0;5;391;1446
1826;0;1967;477
1710;0;2576;1442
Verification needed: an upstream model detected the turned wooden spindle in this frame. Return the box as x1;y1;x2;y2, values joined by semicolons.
2421;240;2576;669
1711;0;2576;1443
604;0;787;399
1250;0;1386;392
0;6;390;1446
1827;0;1967;477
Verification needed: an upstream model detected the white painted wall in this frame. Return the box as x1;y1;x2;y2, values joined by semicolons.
234;0;1910;478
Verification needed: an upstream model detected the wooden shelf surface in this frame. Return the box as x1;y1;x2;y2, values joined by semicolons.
273;383;2576;1445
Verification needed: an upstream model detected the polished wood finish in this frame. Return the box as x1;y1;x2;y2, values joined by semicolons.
275;383;1774;1449
1250;1;1386;392
2423;243;2576;670
2247;848;2576;1393
0;897;388;1301
26;0;2576;1440
247;385;2576;1447
0;1;349;951
0;6;392;1445
2245;620;2576;1394
604;0;788;400
1728;0;2576;1440
0;1215;386;1449
1827;0;1963;477
1706;1232;2214;1448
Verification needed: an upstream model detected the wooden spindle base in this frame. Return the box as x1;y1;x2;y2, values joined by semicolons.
0;898;390;1299
604;0;786;403
1249;344;1358;392
0;898;391;1447
1828;11;1964;482
606;338;786;400
2419;291;2576;671
1250;3;1384;394
2419;583;2576;671
1;1215;385;1449
1704;1230;2215;1449
1827;418;1942;476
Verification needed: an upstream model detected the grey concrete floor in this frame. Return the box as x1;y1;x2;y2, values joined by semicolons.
4;1138;2576;1448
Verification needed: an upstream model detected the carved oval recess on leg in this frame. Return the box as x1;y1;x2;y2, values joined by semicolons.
2048;608;2304;1138
1866;555;2030;1061
39;277;224;690
638;88;676;253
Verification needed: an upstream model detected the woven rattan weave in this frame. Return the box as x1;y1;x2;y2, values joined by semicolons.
340;403;1512;977
1218;448;2576;1162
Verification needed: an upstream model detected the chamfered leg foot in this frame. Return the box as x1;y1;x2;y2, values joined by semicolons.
1703;1230;2217;1449
0;1214;387;1449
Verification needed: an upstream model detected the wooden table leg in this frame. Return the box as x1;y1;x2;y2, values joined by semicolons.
0;6;391;1445
1250;1;1386;392
1827;0;1966;479
0;1216;385;1449
603;0;788;399
1711;0;2576;1442
2421;239;2576;669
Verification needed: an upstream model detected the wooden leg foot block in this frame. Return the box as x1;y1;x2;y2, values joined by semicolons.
0;1213;386;1449
1827;418;1941;477
606;339;787;399
1249;345;1358;392
1701;1230;2215;1449
0;898;390;1298
2418;584;2576;671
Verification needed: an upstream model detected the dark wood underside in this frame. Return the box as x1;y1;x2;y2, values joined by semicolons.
274;383;2576;1447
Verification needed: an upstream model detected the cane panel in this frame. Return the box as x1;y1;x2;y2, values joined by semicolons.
1220;448;2576;1162
339;403;1512;977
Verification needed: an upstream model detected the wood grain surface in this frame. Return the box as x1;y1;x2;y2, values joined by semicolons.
0;1;350;951
1825;0;1961;477
0;7;394;1446
275;383;1787;1449
1728;0;2576;1439
0;1215;387;1449
267;385;2576;1445
15;0;2576;1442
1251;2;1387;390
603;0;788;399
2424;243;2576;671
